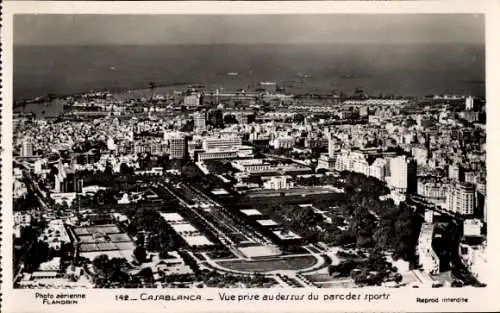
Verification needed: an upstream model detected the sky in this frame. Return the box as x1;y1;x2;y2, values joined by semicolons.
14;14;484;46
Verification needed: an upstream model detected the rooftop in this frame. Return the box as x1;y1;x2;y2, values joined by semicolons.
159;212;184;222
240;209;263;216
272;230;302;240
256;219;279;227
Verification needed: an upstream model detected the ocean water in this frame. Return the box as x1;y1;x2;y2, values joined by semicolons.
14;43;485;100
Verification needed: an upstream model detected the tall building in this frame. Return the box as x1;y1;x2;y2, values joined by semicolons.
447;182;475;216
317;154;336;171
464;171;475;184
476;181;486;220
183;94;201;106
389;156;417;194
448;163;463;181
417;179;448;205
272;136;295;149
54;161;83;193
369;158;387;181
334;150;353;172
21;138;33;157
193;111;207;133
465;96;474;110
169;134;187;160
359;106;369;117
202;136;242;151
328;134;338;158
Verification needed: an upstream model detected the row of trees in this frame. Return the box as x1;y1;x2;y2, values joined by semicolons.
91;255;154;288
258;170;421;263
204;160;237;176
15;226;54;273
126;207;182;257
335;172;422;263
340;171;390;196
328;249;403;286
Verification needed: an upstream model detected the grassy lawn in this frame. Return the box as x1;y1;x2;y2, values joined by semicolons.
216;255;318;273
303;273;336;283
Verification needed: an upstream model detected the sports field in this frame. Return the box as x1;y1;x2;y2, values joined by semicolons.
216;255;318;273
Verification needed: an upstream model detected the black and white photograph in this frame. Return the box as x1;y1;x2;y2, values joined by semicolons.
9;10;488;292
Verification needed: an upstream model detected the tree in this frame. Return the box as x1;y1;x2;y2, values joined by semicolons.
139;267;154;283
24;240;52;272
104;162;113;176
61;200;70;211
223;114;238;125
134;246;147;264
181;120;194;132
92;254;110;272
328;265;336;276
394;273;403;284
93;257;131;288
120;163;134;176
208;109;224;128
293;113;305;123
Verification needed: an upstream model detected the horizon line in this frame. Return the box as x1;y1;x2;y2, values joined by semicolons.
14;41;485;47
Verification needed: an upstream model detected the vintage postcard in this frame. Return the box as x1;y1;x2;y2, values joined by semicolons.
1;1;499;312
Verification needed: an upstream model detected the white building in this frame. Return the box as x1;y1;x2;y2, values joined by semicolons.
21;138;33;157
263;176;293;190
389;156;417;194
34;159;46;174
169;134;186;160
424;210;434;223
232;159;272;174
447;182;475;215
193;111;206;133
463;219;483;237
448;163;462;181
317;154;336;171
198;149;238;161
465;96;474;110
417;180;448;204
369;158;387;181
351;151;370;177
328;135;339;158
271;135;295;150
334;150;353;172
202;136;242;151
183;94;201;106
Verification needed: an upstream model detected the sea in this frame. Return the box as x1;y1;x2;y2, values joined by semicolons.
14;43;485;102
